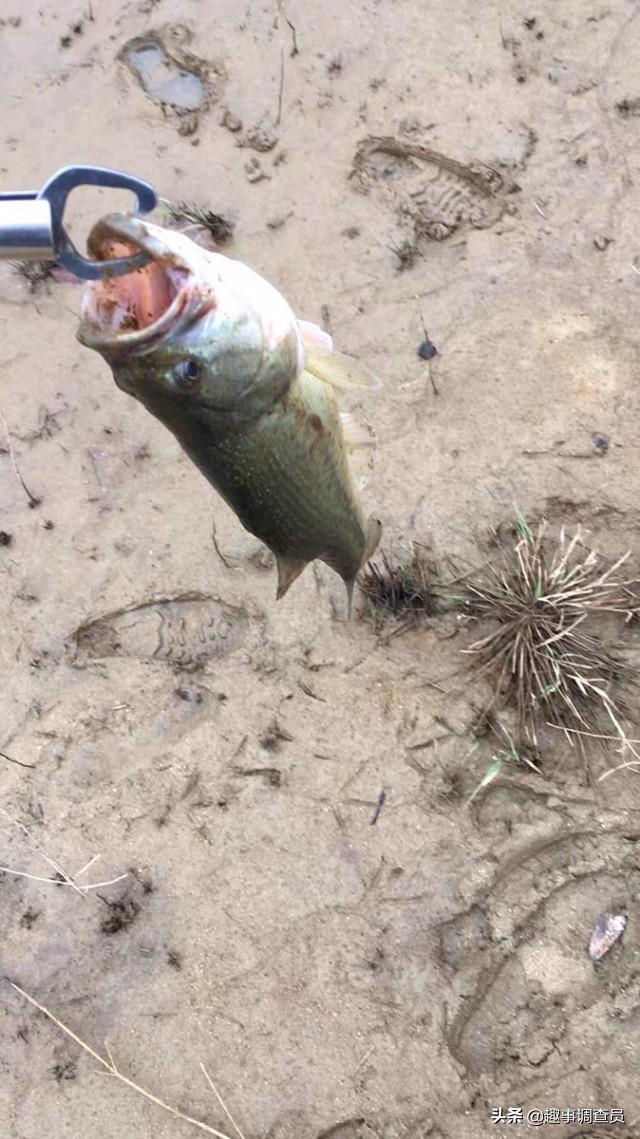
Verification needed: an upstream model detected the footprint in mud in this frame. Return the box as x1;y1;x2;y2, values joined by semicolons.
69;592;251;667
439;807;640;1090
120;25;224;121
351;135;517;244
125;40;205;109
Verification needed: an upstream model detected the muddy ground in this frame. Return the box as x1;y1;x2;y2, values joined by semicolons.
3;1;640;1137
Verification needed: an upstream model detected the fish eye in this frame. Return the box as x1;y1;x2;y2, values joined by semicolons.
171;358;202;391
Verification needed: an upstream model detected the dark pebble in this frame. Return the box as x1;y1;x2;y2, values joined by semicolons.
417;339;438;360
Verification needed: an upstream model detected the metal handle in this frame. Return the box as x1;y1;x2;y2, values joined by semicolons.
0;199;55;260
0;165;158;278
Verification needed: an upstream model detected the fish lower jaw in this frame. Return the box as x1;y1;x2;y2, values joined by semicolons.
80;261;191;340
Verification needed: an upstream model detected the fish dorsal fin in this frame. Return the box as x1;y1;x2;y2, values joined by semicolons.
299;319;381;391
340;411;377;490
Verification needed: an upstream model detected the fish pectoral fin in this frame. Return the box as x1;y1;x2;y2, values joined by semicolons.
304;344;381;391
299;319;334;351
275;553;308;600
340;411;377;489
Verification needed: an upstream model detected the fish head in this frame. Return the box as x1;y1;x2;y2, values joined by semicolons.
77;213;303;422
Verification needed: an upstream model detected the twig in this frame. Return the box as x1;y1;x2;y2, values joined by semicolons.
0;412;42;508
211;520;235;569
370;789;386;825
598;759;640;781
0;806;85;897
7;982;234;1139
75;854;101;878
353;1044;375;1072
275;45;285;126
0;867;129;890
0;750;35;769
278;1;299;55
0;808;127;895
200;1064;247;1139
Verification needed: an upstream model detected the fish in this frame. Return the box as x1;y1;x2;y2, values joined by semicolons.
76;213;382;612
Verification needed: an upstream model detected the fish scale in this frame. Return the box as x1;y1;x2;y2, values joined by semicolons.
185;375;367;570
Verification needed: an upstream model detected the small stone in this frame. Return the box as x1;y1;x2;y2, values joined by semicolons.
594;234;613;251
244;123;278;152
418;338;438;360
592;431;609;455
266;213;291;230
399;114;423;136
221;108;243;132
244;157;269;183
175;687;203;704
177;112;198;137
526;1038;551;1066
589;912;626;962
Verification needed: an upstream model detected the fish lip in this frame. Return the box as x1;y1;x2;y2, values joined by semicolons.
84;212;186;267
76;212;203;353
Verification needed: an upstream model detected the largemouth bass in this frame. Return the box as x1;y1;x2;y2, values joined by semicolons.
77;213;382;611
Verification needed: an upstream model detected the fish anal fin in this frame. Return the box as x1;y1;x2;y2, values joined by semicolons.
275;554;308;600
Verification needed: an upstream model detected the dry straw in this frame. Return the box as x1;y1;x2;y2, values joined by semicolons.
463;514;640;767
8;981;244;1139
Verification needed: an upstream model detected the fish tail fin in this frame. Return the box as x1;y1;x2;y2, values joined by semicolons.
275;553;307;600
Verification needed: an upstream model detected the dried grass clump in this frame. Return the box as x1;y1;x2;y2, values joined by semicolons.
162;199;234;245
463;514;640;756
9;260;57;292
359;548;439;628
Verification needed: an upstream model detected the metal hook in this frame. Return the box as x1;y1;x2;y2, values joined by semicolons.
0;164;158;279
38;165;158;279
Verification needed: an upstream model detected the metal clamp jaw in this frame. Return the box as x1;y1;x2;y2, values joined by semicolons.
0;165;158;279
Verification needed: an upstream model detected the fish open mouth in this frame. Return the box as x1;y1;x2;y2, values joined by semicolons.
77;212;198;351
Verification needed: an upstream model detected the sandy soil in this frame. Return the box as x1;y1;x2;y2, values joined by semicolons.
3;2;640;1137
